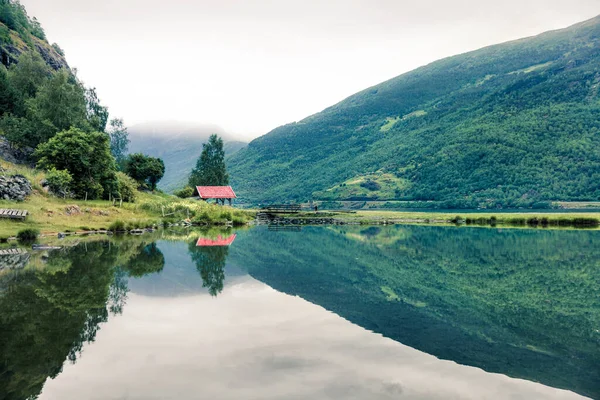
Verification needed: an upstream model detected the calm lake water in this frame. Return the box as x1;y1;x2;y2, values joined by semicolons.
0;225;598;400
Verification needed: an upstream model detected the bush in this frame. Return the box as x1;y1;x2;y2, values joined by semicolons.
46;167;73;198
108;220;126;232
17;228;39;243
115;172;137;203
175;186;194;199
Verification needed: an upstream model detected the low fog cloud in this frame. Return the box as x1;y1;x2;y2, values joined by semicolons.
20;0;600;138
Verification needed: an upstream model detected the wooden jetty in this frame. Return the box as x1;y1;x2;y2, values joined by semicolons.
260;204;301;214
0;248;27;255
0;209;28;220
268;225;302;232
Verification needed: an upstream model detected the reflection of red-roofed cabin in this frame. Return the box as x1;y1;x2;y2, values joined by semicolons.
196;234;237;247
196;186;237;205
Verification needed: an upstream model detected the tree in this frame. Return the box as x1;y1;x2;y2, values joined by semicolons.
0;65;19;116
123;243;165;277
35;127;117;199
146;157;165;191
28;69;87;145
7;51;49;100
188;239;228;296
188;134;229;189
107;118;129;167
85;87;108;132
124;153;165;191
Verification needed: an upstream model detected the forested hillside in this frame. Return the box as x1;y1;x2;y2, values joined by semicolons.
0;0;135;202
228;15;600;208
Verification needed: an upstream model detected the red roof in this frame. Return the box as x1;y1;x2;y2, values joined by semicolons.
196;186;237;199
196;234;237;247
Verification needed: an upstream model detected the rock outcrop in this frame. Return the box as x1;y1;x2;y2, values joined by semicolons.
0;174;32;201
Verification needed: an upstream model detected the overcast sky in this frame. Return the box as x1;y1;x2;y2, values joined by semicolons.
19;0;600;139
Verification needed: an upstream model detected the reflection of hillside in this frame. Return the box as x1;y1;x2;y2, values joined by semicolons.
229;226;600;399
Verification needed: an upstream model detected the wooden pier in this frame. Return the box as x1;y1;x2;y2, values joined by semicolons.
0;209;28;220
260;204;301;214
0;248;27;256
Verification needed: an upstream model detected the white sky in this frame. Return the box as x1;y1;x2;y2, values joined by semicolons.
19;0;600;139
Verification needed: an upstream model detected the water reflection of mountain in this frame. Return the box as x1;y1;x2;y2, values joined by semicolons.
228;226;600;399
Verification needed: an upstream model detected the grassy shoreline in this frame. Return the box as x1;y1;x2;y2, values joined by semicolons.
264;209;600;229
0;190;256;238
1;206;599;243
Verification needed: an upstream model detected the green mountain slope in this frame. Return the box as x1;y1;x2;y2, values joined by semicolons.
128;121;246;192
228;16;600;208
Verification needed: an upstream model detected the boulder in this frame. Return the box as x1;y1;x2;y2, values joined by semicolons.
0;174;32;202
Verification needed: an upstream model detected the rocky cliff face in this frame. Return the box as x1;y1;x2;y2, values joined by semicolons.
0;22;69;71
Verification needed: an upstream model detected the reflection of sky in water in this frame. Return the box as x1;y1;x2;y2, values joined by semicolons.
39;258;585;400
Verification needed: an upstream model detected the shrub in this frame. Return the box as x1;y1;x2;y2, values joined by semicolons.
17;228;39;243
46;167;73;198
220;211;233;221
192;211;211;223
115;172;137;203
175;186;195;199
108;220;126;232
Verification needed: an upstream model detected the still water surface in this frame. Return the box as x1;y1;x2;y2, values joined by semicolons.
0;225;598;399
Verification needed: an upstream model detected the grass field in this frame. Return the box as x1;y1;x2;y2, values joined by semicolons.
0;161;254;238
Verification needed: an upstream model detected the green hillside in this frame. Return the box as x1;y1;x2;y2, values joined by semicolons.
228;16;600;208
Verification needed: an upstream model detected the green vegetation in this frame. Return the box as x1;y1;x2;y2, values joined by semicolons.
229;15;600;208
36;128;117;199
127;122;246;192
45;167;72;198
189;134;229;190
107;118;129;168
16;227;37;242
124;153;165;191
0;2;155;205
0;159;254;237
175;186;194;198
314;172;409;201
0;0;47;41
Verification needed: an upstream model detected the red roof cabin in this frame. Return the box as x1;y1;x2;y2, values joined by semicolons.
196;234;237;247
196;186;237;205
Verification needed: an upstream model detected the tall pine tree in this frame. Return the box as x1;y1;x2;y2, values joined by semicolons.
188;134;229;189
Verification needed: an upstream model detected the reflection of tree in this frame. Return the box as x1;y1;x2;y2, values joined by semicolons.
123;243;165;278
188;241;229;296
0;239;165;400
108;267;129;316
